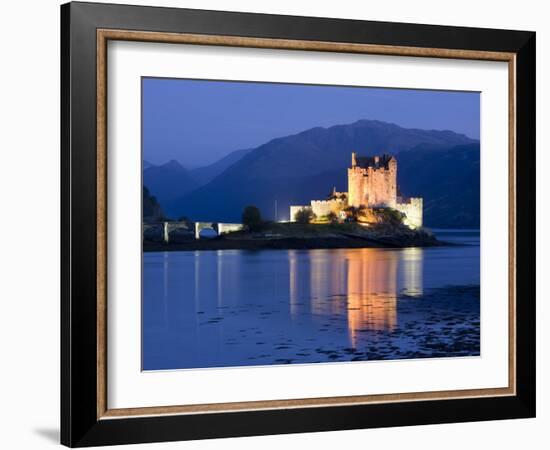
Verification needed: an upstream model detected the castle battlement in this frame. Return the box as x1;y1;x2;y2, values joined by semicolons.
398;197;423;207
311;199;344;206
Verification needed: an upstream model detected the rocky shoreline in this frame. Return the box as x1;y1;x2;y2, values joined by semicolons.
143;230;447;252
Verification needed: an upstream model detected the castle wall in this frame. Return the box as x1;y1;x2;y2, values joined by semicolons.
395;198;423;229
311;198;345;218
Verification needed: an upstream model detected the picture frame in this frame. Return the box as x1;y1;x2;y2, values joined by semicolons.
61;1;535;447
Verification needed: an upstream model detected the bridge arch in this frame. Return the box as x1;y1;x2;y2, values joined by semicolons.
162;221;193;243
195;222;217;240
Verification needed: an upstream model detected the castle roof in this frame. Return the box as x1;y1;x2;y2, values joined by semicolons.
354;153;395;169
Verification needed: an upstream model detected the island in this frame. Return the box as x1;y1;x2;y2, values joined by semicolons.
144;151;447;252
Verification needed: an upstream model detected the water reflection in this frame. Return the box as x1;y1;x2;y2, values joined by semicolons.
401;248;423;297
287;248;423;347
143;238;480;370
346;249;398;346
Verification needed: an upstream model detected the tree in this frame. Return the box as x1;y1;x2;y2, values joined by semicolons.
242;205;263;231
372;207;405;226
326;211;338;223
143;186;165;222
295;208;314;224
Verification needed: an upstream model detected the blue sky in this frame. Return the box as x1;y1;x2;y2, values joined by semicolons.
142;77;480;168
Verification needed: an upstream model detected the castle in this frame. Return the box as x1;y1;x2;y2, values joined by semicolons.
290;152;423;229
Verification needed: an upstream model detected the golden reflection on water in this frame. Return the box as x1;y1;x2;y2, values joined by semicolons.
288;248;424;347
346;249;398;347
310;251;348;317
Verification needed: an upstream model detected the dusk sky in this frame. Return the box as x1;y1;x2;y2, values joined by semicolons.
142;77;480;168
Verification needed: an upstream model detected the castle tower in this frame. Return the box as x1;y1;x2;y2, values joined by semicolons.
351;152;357;167
348;152;365;207
385;156;397;208
347;152;398;208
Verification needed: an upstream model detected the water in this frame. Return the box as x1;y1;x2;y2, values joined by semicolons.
143;230;480;370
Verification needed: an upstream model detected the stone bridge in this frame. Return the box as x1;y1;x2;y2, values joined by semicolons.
143;221;243;242
143;221;193;243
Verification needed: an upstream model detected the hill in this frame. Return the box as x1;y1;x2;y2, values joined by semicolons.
143;159;198;208
397;143;480;228
189;148;253;185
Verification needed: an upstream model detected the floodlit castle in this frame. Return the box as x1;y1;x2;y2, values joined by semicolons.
290;152;423;229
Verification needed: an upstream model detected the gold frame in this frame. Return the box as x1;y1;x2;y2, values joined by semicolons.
96;29;516;420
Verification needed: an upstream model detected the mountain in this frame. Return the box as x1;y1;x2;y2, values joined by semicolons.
166;120;478;227
397;143;480;228
143;160;155;170
190;119;474;182
190;148;253;185
143;160;198;211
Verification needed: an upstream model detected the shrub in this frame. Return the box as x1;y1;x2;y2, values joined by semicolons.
295;208;315;224
326;211;338;223
372;207;405;226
